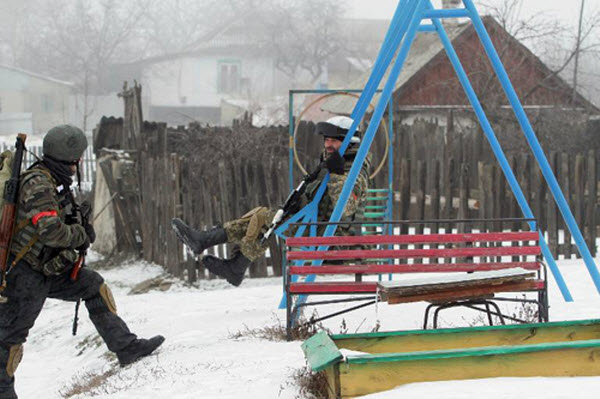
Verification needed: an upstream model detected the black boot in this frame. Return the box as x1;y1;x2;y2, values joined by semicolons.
171;219;227;255
116;335;165;366
203;250;251;287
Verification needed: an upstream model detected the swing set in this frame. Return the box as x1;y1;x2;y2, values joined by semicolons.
276;0;600;321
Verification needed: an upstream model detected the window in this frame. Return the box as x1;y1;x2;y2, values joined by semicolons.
41;94;53;113
218;60;241;94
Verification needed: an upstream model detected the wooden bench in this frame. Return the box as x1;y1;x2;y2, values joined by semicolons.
284;231;548;339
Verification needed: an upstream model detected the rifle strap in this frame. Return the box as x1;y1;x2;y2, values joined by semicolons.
0;219;39;292
10;233;39;269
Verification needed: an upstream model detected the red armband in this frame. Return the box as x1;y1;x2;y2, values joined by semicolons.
32;210;58;226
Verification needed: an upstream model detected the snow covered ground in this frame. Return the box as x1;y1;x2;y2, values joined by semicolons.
16;252;600;398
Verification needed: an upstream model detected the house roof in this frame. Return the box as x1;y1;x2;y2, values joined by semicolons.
0;64;74;87
116;17;391;68
322;16;598;115
322;20;469;114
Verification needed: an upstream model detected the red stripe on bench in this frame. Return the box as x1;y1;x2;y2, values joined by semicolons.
287;261;542;275
288;282;378;294
287;246;541;261
286;232;539;247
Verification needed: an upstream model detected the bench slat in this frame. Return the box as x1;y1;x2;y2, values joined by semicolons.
289;282;379;294
288;246;541;261
287;231;539;247
287;261;541;275
385;280;545;305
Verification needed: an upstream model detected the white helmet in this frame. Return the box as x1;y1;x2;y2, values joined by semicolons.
315;116;361;144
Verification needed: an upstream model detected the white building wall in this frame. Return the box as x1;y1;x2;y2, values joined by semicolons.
142;54;278;108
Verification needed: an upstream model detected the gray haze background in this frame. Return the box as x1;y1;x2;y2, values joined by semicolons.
0;0;598;134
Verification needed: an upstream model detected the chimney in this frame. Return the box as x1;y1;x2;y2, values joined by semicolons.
441;0;462;27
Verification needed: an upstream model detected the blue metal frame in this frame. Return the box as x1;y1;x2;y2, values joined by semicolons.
278;0;598;311
283;89;395;302
279;0;425;310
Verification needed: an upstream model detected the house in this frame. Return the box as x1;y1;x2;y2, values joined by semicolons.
109;17;389;127
0;64;74;141
109;15;288;127
323;16;599;128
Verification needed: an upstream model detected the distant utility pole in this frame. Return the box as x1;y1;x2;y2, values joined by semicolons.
572;0;585;104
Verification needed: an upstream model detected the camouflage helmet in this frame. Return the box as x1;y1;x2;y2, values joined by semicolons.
43;125;88;162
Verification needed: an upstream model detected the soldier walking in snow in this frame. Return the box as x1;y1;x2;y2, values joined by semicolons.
0;125;164;399
172;116;371;287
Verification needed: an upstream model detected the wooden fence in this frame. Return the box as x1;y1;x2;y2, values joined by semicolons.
95;87;600;282
394;152;598;259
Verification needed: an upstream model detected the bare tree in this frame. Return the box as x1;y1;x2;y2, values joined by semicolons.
135;0;249;56
257;0;348;86
0;0;43;65
481;0;600;106
13;0;149;131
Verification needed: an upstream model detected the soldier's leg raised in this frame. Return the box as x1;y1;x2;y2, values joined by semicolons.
171;219;227;255
203;207;276;286
0;264;49;398
48;268;164;366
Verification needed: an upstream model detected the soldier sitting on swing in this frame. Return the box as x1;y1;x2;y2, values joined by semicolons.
172;116;371;287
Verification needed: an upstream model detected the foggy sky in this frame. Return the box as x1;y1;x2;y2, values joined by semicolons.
350;0;593;28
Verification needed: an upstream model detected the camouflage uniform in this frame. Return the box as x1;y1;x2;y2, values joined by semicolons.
224;146;371;261
0;164;137;398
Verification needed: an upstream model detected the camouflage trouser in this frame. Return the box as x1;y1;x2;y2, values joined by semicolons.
223;207;366;263
224;207;277;261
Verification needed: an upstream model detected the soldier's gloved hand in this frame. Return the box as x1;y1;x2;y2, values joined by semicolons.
85;223;96;244
80;200;93;221
324;150;345;175
76;236;90;252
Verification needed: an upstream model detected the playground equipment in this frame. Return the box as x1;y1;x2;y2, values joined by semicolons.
302;319;600;398
277;0;600;314
287;1;600;393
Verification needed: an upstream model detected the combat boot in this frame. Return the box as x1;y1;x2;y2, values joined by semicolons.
171;218;227;255
116;335;165;367
202;250;251;287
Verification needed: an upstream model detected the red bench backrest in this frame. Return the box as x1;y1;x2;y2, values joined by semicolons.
286;231;541;275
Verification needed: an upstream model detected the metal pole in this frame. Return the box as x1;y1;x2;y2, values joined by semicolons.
288;90;294;192
318;0;427;265
388;97;395;281
465;0;600;296
429;2;572;301
573;0;586;104
278;0;426;311
275;0;414;239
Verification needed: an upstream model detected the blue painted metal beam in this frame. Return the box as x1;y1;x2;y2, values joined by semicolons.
422;8;470;19
427;1;572;301
387;97;394;281
462;0;600;296
276;0;414;240
312;0;428;265
418;24;437;32
288;91;294;192
278;0;423;310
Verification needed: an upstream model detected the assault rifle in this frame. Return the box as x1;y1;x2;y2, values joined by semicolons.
0;134;27;293
70;200;92;282
71;199;92;335
261;162;325;244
